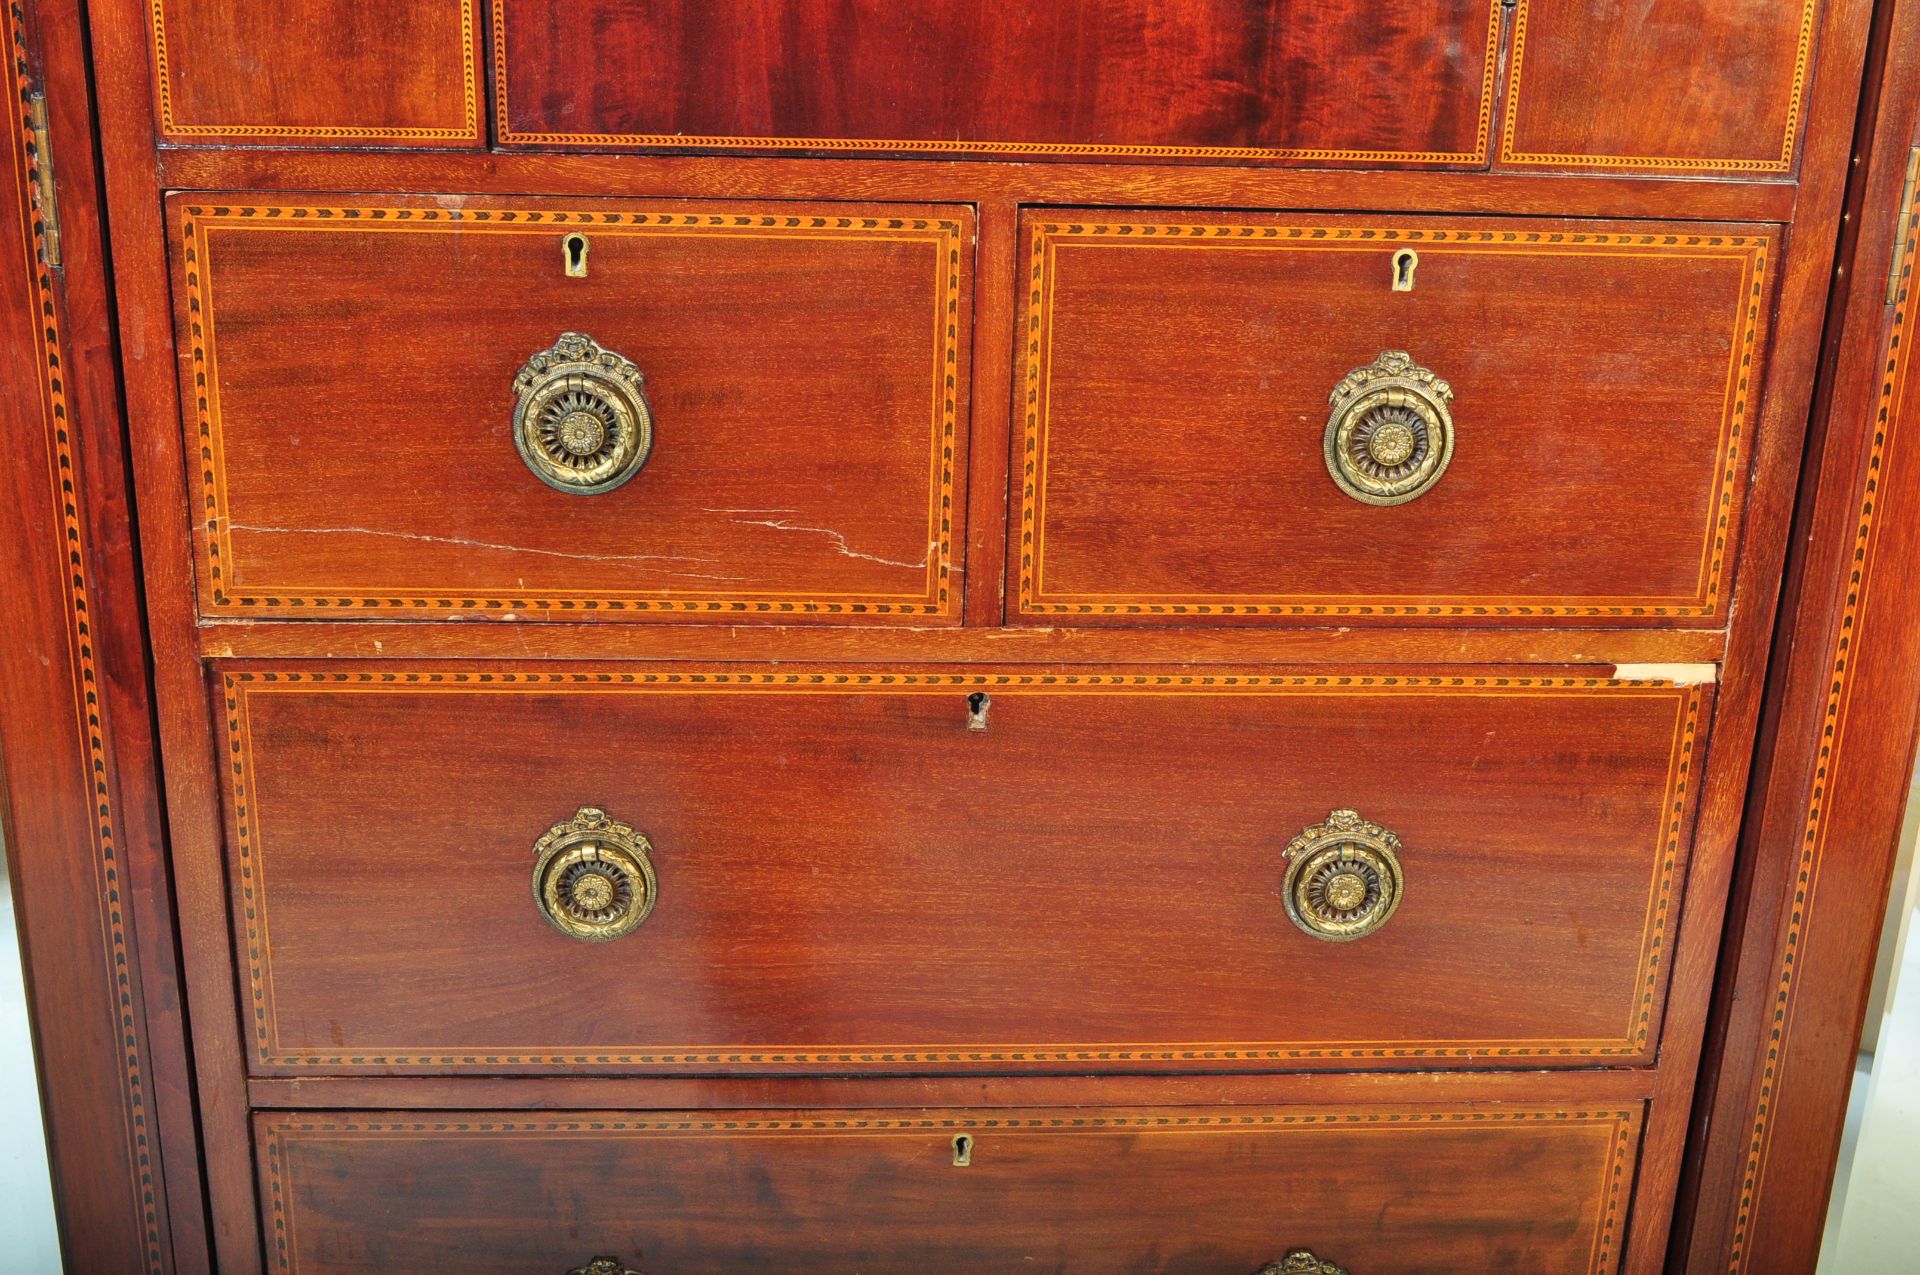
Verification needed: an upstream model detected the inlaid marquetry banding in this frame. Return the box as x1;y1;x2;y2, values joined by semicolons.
177;204;963;617
491;2;1505;166
7;6;162;1268
223;671;1703;1070
1500;0;1820;175
1018;221;1769;619
147;0;480;143
260;1106;1640;1275
1724;140;1920;1275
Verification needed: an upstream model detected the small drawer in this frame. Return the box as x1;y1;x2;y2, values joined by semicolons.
1500;1;1821;177
492;0;1505;167
1015;210;1778;626
146;0;483;148
221;664;1708;1073
169;195;971;622
257;1101;1642;1273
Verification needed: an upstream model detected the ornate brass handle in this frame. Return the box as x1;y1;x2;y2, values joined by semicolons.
568;1260;643;1275
1280;809;1404;943
1324;350;1453;505
532;807;658;942
1259;1253;1350;1275
512;332;654;494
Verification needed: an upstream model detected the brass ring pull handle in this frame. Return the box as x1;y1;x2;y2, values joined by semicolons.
532;807;658;942
513;332;654;495
1324;350;1454;506
1259;1253;1350;1275
1281;809;1405;943
568;1259;644;1275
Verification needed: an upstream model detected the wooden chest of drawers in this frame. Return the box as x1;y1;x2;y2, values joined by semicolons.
4;1;1906;1272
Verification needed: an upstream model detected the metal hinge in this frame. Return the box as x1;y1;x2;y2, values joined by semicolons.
26;91;60;268
1887;145;1920;304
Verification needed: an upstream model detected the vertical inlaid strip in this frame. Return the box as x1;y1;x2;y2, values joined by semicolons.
6;1;163;1268
1724;138;1920;1273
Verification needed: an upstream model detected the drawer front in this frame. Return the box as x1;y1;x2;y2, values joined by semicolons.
258;1103;1641;1274
171;197;970;621
1500;0;1821;176
146;0;482;147
493;1;1505;166
222;667;1707;1073
1015;212;1777;625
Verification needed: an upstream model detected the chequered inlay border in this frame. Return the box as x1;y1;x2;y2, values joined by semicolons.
148;0;480;142
260;1106;1641;1275
177;204;963;617
224;671;1702;1069
1501;0;1819;174
1724;137;1920;1274
491;0;1504;165
9;4;162;1268
1018;221;1769;619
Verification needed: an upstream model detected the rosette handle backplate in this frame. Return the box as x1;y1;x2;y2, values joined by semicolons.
1258;1253;1351;1275
531;806;658;942
1323;350;1454;506
512;332;654;495
1280;809;1405;943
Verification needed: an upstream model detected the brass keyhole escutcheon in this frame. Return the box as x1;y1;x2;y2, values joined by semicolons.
531;806;658;942
512;332;654;495
562;231;590;278
1323;350;1454;506
1391;246;1419;292
1280;809;1405;943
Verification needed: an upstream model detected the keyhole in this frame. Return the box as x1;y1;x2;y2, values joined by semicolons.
1391;248;1419;292
966;692;991;732
952;1134;973;1166
563;232;590;278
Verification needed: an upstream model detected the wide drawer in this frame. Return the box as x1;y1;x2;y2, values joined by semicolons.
492;0;1505;166
258;1102;1642;1274
222;665;1708;1073
169;196;970;621
1015;211;1778;625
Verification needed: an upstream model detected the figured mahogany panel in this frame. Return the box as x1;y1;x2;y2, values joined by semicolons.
1016;212;1776;625
146;0;481;146
492;0;1504;165
169;196;970;621
1501;0;1821;175
258;1103;1642;1274
221;666;1707;1073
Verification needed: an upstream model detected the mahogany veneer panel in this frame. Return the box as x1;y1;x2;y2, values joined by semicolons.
222;667;1707;1073
170;197;970;621
146;0;481;146
258;1103;1642;1274
492;0;1504;165
1501;0;1821;175
1016;212;1776;625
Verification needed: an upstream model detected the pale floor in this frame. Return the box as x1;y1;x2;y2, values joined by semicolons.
1820;902;1920;1272
0;847;62;1273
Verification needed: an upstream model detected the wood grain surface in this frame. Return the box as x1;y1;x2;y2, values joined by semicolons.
257;1102;1642;1274
170;196;971;621
1501;0;1819;174
222;666;1706;1073
46;0;1889;1269
494;0;1502;164
145;0;480;145
1015;212;1776;625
